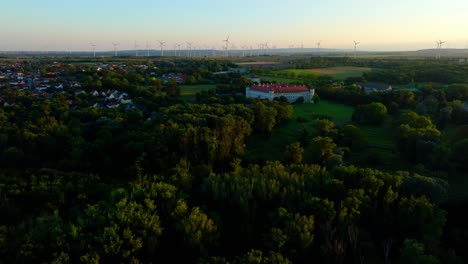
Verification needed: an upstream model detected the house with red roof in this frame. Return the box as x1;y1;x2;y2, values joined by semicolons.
246;83;315;103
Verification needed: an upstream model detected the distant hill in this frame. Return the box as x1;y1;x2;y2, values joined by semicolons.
2;48;468;58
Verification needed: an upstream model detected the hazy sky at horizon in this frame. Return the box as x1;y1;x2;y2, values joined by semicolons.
1;0;467;51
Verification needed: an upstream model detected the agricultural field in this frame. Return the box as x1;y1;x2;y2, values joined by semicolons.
256;67;373;83
282;67;373;80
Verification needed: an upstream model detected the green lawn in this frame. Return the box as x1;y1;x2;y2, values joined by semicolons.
256;75;303;84
245;100;354;162
256;67;372;83
360;121;396;150
282;67;373;80
180;84;217;101
354;118;403;169
245;100;403;170
295;100;354;125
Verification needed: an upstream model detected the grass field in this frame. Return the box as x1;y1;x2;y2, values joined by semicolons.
180;84;217;101
282;67;373;80
294;100;354;124
245;100;403;170
354;118;403;169
255;75;303;84
245;100;354;161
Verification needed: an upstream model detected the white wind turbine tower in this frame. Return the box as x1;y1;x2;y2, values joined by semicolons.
437;40;445;59
186;42;193;57
222;36;230;57
174;44;178;56
241;46;247;57
353;40;360;58
158;40;166;56
146;41;151;57
258;43;264;56
89;42;96;58
316;40;322;52
134;41;140;56
177;43;182;56
112;42;119;57
264;42;269;55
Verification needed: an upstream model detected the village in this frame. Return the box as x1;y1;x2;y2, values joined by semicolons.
0;61;196;110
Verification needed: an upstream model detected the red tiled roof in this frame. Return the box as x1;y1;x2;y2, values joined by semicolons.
251;84;309;93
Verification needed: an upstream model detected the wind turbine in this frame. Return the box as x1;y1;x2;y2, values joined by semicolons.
316;40;322;51
353;40;360;58
112;42;119;57
241;46;247;57
89;42;96;58
264;42;269;55
177;43;182;56
134;41;139;56
186;42;193;57
158;40;166;56
174;43;178;56
222;36;230;57
436;40;445;59
146;41;151;57
258;43;265;55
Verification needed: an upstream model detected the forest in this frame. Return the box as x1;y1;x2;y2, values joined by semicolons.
0;57;467;263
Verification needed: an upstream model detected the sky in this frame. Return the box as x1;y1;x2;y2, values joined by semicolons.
1;0;468;51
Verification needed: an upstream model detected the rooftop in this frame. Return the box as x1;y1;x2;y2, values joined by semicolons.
250;83;309;93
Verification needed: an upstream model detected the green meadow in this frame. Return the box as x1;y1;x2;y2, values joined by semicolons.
180;84;217;101
245;100;354;162
281;67;373;80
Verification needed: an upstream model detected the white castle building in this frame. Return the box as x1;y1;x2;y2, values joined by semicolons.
246;83;314;103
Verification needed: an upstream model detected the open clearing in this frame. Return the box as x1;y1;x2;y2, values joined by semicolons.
180;84;217;101
246;100;401;170
255;75;303;84
284;67;373;80
245;100;354;162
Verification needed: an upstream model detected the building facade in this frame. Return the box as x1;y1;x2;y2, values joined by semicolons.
246;83;314;103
